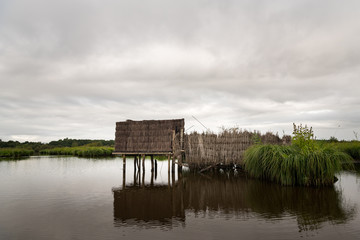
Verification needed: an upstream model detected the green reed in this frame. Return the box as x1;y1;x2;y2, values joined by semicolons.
40;146;114;158
244;124;354;186
0;148;34;159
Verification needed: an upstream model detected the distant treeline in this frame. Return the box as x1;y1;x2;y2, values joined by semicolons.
0;138;114;154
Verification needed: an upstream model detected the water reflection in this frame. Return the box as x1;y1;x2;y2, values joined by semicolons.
113;170;355;232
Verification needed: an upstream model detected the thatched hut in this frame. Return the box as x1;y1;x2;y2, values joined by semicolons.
114;119;185;155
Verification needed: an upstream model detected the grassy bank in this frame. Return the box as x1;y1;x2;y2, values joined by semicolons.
323;141;360;160
0;138;115;159
244;124;354;186
40;146;114;158
0;148;34;159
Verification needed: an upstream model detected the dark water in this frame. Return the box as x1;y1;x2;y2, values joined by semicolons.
0;157;359;240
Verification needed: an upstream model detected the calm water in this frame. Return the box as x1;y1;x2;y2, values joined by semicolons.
0;156;359;240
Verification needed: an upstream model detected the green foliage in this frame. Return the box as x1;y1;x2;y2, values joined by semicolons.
0;138;115;156
292;123;315;151
330;141;360;160
244;144;353;186
39;146;114;158
0;148;34;159
252;132;262;145
244;124;354;187
47;138;114;148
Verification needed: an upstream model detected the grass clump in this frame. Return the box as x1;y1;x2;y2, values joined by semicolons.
244;124;354;186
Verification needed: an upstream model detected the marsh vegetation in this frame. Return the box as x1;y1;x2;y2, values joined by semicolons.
244;124;354;186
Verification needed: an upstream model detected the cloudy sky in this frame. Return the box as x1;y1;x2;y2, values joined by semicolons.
1;0;359;142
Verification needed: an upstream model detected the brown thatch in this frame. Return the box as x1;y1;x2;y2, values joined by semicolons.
114;119;184;153
184;129;291;167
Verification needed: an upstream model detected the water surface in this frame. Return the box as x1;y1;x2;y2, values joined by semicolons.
0;156;359;239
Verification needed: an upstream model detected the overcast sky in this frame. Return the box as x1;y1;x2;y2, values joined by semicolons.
1;0;359;142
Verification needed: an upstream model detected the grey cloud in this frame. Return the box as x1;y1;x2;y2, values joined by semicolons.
0;0;359;141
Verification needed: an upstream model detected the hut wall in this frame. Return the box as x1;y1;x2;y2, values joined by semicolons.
115;119;184;153
185;130;291;167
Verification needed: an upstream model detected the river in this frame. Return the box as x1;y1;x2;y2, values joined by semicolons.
0;156;359;239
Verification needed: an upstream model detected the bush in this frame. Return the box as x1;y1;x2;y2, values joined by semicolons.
244;124;354;186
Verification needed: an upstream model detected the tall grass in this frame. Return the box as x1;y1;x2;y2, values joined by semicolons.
40;146;114;158
244;124;354;186
244;145;353;186
0;148;34;159
331;142;360;160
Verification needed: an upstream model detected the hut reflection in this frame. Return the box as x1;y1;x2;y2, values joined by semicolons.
113;171;354;231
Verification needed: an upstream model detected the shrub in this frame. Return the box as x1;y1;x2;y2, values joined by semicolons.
244;124;354;186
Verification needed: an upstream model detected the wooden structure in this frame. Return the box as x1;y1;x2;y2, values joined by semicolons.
185;129;291;169
113;119;185;174
113;118;291;172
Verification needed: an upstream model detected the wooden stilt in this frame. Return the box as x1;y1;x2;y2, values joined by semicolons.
168;169;170;189
133;156;137;186
151;155;154;172
142;155;145;188
150;166;154;186
171;167;175;187
137;155;140;169
138;158;141;187
142;154;145;172
178;155;183;173
142;166;145;188
179;128;184;172
138;155;141;183
171;155;175;173
167;154;171;172
154;159;158;180
122;155;126;189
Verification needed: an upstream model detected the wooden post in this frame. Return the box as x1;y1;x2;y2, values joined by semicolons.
168;154;171;172
171;154;175;173
154;159;158;180
122;155;126;189
150;165;154;186
178;128;184;172
142;154;145;173
138;155;141;182
142;155;145;188
138;156;141;187
171;166;175;187
171;130;175;173
171;171;175;216
142;166;145;188
168;169;171;189
133;156;137;186
151;155;154;172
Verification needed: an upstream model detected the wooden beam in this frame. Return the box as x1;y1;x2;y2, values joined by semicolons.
167;154;171;172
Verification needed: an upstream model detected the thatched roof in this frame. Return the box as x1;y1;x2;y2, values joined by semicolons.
114;119;184;154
